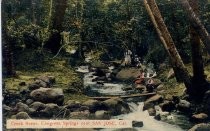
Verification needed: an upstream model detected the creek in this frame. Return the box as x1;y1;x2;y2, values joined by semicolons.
76;65;193;131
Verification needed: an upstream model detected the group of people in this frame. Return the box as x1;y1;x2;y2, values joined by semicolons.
124;49;156;92
124;50;142;67
134;70;157;93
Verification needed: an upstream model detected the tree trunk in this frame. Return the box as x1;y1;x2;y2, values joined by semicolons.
44;0;67;54
179;0;210;55
2;31;16;77
2;1;16;77
143;0;192;90
189;0;209;100
31;0;36;24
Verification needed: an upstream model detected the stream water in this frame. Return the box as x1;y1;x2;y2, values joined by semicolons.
76;66;192;131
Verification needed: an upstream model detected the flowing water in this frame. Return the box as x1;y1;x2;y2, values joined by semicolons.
76;66;192;131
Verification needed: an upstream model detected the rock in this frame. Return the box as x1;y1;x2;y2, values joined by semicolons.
152;79;162;88
19;88;30;96
36;75;56;86
159;111;170;116
15;112;31;119
34;79;48;88
26;99;34;105
40;103;60;118
143;95;163;111
3;92;21;106
92;68;106;77
172;96;180;104
189;123;210;131
28;83;40;90
154;114;161;121
167;115;174;120
66;100;80;105
116;68;141;81
79;106;89;111
132;121;143;127
102;98;130;115
167;68;175;79
147;108;156;116
177;100;191;112
135;84;146;91
30;102;46;111
70;110;90;119
83;100;102;113
96;76;107;81
203;90;210;115
96;81;105;86
3;104;12;111
159;100;175;112
156;84;164;91
13;102;30;113
66;102;81;112
95;110;111;119
3;105;12;116
19;82;26;86
191;113;208;122
30;88;64;105
143;102;155;111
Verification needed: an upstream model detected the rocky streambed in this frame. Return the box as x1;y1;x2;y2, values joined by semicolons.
3;64;210;131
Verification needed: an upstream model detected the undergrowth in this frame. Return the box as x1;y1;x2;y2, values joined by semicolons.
3;49;89;102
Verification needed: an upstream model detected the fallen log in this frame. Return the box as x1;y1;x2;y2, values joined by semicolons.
89;92;156;100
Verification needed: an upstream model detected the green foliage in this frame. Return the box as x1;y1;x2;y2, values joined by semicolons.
3;0;210;64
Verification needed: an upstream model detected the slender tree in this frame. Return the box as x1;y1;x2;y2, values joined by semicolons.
143;0;192;91
188;0;209;99
179;0;210;55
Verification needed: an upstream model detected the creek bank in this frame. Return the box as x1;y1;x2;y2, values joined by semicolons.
3;74;131;120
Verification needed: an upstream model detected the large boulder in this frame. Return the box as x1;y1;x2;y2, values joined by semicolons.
116;68;141;81
102;98;130;115
82;100;102;113
177;100;191;112
13;102;30;113
30;88;64;105
189;123;210;131
143;95;163;111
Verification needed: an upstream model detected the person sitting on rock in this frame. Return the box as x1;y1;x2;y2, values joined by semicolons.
134;71;145;85
146;78;154;92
